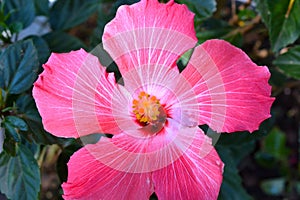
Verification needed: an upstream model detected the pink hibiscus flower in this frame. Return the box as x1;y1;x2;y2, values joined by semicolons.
33;0;274;199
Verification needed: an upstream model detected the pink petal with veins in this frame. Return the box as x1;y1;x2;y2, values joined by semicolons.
33;49;129;138
62;123;223;199
153;129;223;200
182;39;275;133
62;141;153;200
103;0;197;75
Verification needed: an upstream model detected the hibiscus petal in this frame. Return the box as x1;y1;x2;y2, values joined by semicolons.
33;49;130;138
62;141;153;200
182;39;275;133
152;129;224;200
62;121;220;199
80;119;198;174
102;0;197;75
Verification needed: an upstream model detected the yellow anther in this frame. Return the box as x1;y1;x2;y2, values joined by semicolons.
132;91;162;123
150;96;157;101
139;91;146;97
139;108;145;114
133;99;139;105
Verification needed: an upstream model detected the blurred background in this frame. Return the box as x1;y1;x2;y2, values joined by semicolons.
0;0;299;199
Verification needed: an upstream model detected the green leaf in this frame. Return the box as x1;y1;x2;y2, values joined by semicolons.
2;116;27;143
0;125;4;154
177;48;194;72
197;19;243;47
0;88;4;106
215;129;268;165
4;116;28;131
49;0;99;30
3;122;20;141
269;67;289;87
214;129;270;200
0;144;41;200
273;45;300;79
28;36;50;65
34;0;49;16
112;0;140;9
4;0;35;29
3;135;17;156
261;177;285;196
255;128;290;168
43;31;87;53
2;119;20;143
254;0;300;52
8;22;23;33
261;128;290;160
217;148;253;200
217;131;265;146
176;0;216;22
0;39;39;94
238;8;256;21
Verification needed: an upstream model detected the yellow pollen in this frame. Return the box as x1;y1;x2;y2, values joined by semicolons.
132;91;161;123
139;108;145;114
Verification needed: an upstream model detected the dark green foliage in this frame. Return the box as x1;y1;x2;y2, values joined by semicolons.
0;144;40;200
3;0;35;29
176;0;216;22
0;40;39;94
217;148;253;200
3;116;27;142
43;31;87;53
197;18;243;46
34;0;49;16
29;36;51;66
49;0;99;30
273;45;300;79
255;0;300;52
216;131;262;199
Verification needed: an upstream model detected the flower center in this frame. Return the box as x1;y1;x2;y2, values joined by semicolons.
132;91;162;123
